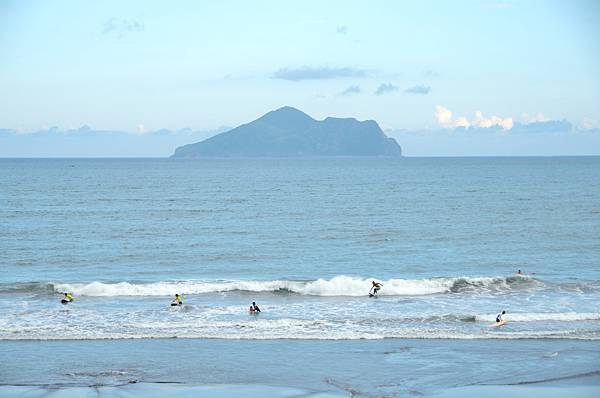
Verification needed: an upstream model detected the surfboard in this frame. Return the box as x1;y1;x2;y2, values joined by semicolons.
369;293;376;298
171;303;182;307
491;320;507;327
61;299;70;304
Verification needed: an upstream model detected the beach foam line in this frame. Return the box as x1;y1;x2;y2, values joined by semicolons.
2;328;599;341
47;275;544;297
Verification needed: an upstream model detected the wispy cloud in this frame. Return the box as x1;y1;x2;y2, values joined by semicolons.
374;83;398;96
272;66;368;81
513;120;573;134
336;25;348;34
405;85;431;95
480;2;512;9
421;69;440;78
339;85;361;96
297;20;325;26
102;18;144;38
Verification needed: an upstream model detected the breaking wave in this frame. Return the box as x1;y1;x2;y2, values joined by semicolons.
0;275;577;297
46;275;545;297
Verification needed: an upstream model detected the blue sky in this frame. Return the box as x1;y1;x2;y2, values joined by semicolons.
1;0;599;155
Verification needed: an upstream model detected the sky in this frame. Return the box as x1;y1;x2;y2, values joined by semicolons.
1;0;599;156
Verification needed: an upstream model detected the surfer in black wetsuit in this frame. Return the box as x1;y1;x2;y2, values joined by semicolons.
496;310;506;323
251;302;261;312
369;281;383;296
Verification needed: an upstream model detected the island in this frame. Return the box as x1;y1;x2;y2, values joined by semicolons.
171;106;402;158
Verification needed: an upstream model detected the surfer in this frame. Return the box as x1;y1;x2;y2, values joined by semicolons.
516;270;523;275
251;302;261;313
369;281;383;296
171;294;182;306
496;310;506;323
61;292;73;304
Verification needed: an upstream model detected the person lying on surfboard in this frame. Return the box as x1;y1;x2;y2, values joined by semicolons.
496;310;506;323
171;294;182;306
369;281;383;296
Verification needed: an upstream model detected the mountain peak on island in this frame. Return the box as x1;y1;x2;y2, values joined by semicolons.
172;107;402;158
256;106;315;128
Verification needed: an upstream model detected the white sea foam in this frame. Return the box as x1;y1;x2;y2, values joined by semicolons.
475;312;600;322
53;275;531;297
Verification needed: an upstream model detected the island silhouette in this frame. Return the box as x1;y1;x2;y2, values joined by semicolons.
171;106;402;158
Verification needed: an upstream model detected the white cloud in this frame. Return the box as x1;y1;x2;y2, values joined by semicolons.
521;112;549;123
435;105;454;127
436;105;513;130
474;111;513;129
454;116;471;128
581;117;600;130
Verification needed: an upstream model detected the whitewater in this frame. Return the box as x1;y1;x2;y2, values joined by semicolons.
1;274;599;341
48;275;548;297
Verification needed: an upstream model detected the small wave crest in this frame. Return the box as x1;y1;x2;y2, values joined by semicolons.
0;282;55;295
475;312;600;322
50;275;543;297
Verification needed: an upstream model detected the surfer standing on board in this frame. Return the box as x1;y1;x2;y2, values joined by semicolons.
369;281;383;296
496;310;506;323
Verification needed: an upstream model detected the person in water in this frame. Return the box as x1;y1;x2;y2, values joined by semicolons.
249;305;255;314
370;281;383;296
62;292;73;303
496;310;506;323
251;302;261;312
171;294;182;306
517;270;523;275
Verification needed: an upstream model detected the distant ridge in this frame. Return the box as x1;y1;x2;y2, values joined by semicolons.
171;106;402;158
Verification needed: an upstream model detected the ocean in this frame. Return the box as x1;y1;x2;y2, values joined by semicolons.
1;157;599;396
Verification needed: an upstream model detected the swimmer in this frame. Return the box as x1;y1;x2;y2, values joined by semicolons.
251;301;261;313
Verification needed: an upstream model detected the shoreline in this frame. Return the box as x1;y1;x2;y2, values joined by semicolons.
1;335;599;341
2;338;598;397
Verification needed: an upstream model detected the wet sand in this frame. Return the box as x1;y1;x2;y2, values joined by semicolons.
1;338;599;397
